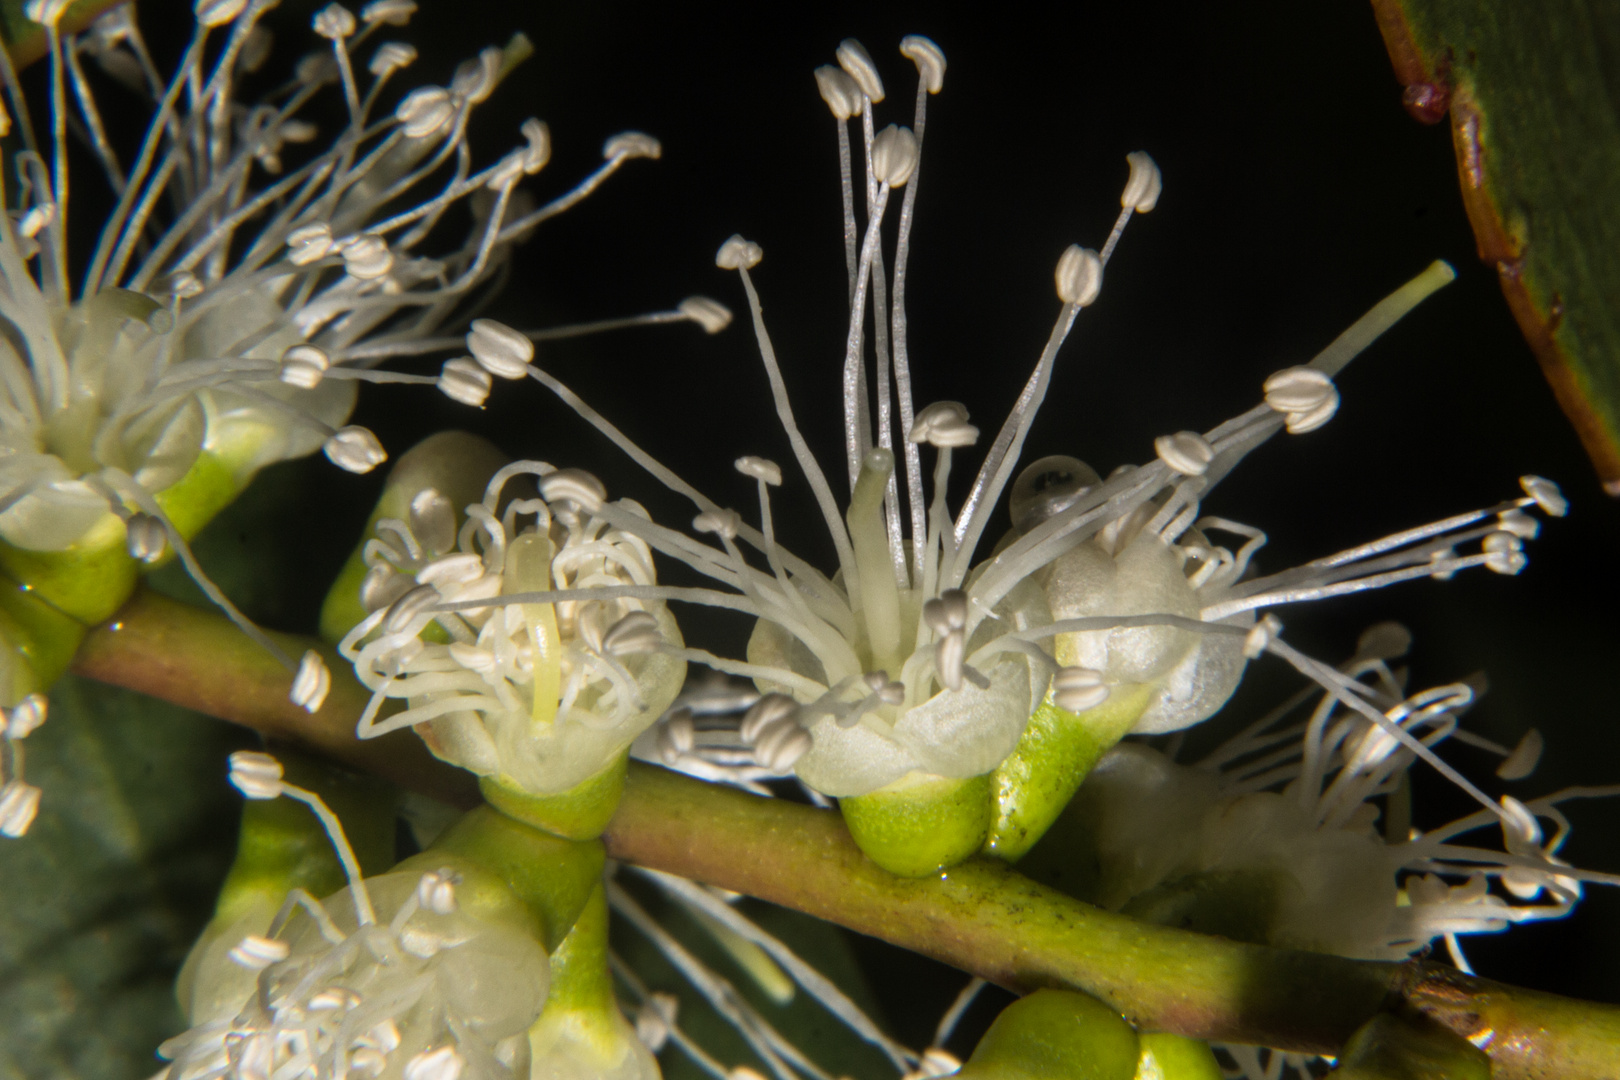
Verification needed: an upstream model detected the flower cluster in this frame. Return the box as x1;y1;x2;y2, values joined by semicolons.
0;0;663;707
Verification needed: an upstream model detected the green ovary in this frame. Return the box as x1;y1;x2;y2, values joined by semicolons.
957;989;1139;1080
840;770;993;877
985;683;1154;862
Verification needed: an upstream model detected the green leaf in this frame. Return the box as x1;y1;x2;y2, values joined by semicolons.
1371;0;1620;492
0;676;246;1080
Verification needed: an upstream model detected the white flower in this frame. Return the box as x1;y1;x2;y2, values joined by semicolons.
161;754;548;1080
339;463;685;797
0;1;652;646
1058;626;1614;968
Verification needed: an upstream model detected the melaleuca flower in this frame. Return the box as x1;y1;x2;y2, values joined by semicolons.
490;34;1552;876
0;0;663;704
161;752;550;1080
1052;624;1617;968
339;461;684;830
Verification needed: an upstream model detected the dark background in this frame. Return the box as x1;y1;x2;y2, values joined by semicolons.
121;0;1620;1047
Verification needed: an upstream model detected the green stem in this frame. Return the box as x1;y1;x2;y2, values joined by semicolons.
69;590;1620;1080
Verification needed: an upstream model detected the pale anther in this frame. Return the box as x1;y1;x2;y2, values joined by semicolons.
835;39;885;102
370;42;417;76
24;0;72;26
1053;666;1110;713
694;509;742;540
0;781;41;838
1496;509;1540;539
735;456;783;486
313;4;357;39
167;271;204;300
604;131;662;160
753;716;813;772
1483;530;1526;575
1155;430;1215;476
438;357;492;407
1054;244;1104;306
228;751;285;800
417;553;484;587
5;695;46;740
909;401;978;447
814;66;862;120
341;235;394;280
1520;474;1568;517
1497;728;1544;781
291;650;332;713
450;48;501;104
1243;613;1283;659
871;125;920;187
280;343;331;389
602;611;663;656
395;86;455;139
403;1046;464;1080
538;468;607;513
900;35;946;93
361;0;416;24
125;513;167;563
286;221;335;265
1121;151;1163;212
298;52;340;86
634;994;678;1051
361;564;411;613
1263;366;1340;434
383;584;441;635
904;1048;963;1080
486;151;527;192
411;488;457;555
417;869;459;914
447;642;497;675
521;118;551;173
740;694;799;743
194;0;249;28
325;426;388;473
679;296;733;334
227;934;290;970
863;671;906;706
657;711;695;764
466;318;533;379
921;589;968;633
18;203;54;239
716;235;763;270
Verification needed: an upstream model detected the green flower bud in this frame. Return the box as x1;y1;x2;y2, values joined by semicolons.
957;988;1139;1080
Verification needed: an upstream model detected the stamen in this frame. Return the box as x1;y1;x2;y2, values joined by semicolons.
291;650;333;713
324;425;388;473
835;39;885;102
